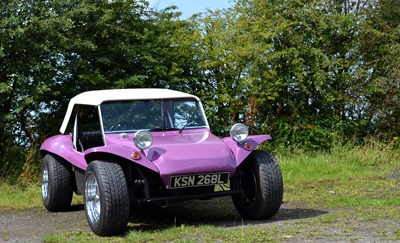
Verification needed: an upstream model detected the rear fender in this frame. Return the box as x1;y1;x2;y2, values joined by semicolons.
40;135;73;157
222;134;272;167
84;145;159;173
40;135;88;170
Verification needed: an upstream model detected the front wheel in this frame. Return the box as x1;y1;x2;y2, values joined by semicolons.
84;161;130;236
232;150;283;219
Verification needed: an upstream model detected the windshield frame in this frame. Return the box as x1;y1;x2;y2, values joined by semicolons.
99;98;209;134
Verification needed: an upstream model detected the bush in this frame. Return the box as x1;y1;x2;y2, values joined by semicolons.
0;142;41;184
267;120;342;152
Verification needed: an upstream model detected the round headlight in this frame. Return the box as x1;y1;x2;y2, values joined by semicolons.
230;123;249;143
134;130;153;150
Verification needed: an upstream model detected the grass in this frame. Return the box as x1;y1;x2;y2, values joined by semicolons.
43;225;288;243
0;182;83;209
279;140;400;208
1;140;399;242
0;182;42;209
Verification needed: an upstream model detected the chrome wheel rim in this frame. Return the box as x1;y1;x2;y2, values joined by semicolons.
85;173;101;225
41;164;49;201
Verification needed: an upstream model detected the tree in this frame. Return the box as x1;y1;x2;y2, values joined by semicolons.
191;0;368;148
181;0;395;149
359;0;400;138
0;0;187;176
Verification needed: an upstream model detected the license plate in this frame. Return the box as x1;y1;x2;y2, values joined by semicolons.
170;173;229;189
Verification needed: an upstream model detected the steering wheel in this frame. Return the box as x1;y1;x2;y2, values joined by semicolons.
109;120;134;131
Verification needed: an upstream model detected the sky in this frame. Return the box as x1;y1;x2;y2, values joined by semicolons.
148;0;234;19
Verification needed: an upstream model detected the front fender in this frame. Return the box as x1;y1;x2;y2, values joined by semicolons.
222;134;272;166
84;145;159;173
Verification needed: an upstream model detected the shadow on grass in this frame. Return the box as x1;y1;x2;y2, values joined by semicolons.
127;197;328;232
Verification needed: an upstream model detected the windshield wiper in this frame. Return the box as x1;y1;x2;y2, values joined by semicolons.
179;109;198;133
179;121;193;133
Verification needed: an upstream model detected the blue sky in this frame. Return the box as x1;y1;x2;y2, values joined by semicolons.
148;0;234;19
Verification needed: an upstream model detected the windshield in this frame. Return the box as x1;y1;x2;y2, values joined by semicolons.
100;99;207;133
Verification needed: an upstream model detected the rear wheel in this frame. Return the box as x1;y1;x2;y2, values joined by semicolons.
41;154;73;212
84;161;130;236
232;150;283;219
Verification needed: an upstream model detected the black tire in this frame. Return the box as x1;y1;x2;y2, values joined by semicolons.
41;154;73;212
232;150;283;219
84;161;130;236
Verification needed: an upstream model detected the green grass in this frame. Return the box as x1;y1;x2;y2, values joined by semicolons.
0;183;42;209
279;140;400;208
2;140;400;242
43;226;280;243
0;182;83;209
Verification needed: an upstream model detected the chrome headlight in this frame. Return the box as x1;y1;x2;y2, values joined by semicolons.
134;130;153;150
230;123;249;143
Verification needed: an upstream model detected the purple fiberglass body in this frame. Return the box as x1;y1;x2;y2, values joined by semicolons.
39;88;283;236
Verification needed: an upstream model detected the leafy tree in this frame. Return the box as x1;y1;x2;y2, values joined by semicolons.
154;7;254;136
179;0;394;149
188;0;369;148
0;0;187;177
359;0;400;138
0;0;65;172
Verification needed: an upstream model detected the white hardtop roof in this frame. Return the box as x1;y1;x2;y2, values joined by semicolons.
60;88;200;134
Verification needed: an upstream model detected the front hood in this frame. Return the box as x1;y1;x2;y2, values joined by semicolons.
105;128;236;188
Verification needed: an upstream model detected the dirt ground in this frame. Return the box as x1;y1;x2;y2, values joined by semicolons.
0;197;398;242
0;205;87;242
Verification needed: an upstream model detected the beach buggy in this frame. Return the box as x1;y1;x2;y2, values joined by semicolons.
40;88;283;236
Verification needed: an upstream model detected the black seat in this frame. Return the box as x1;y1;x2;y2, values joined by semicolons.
80;131;104;150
